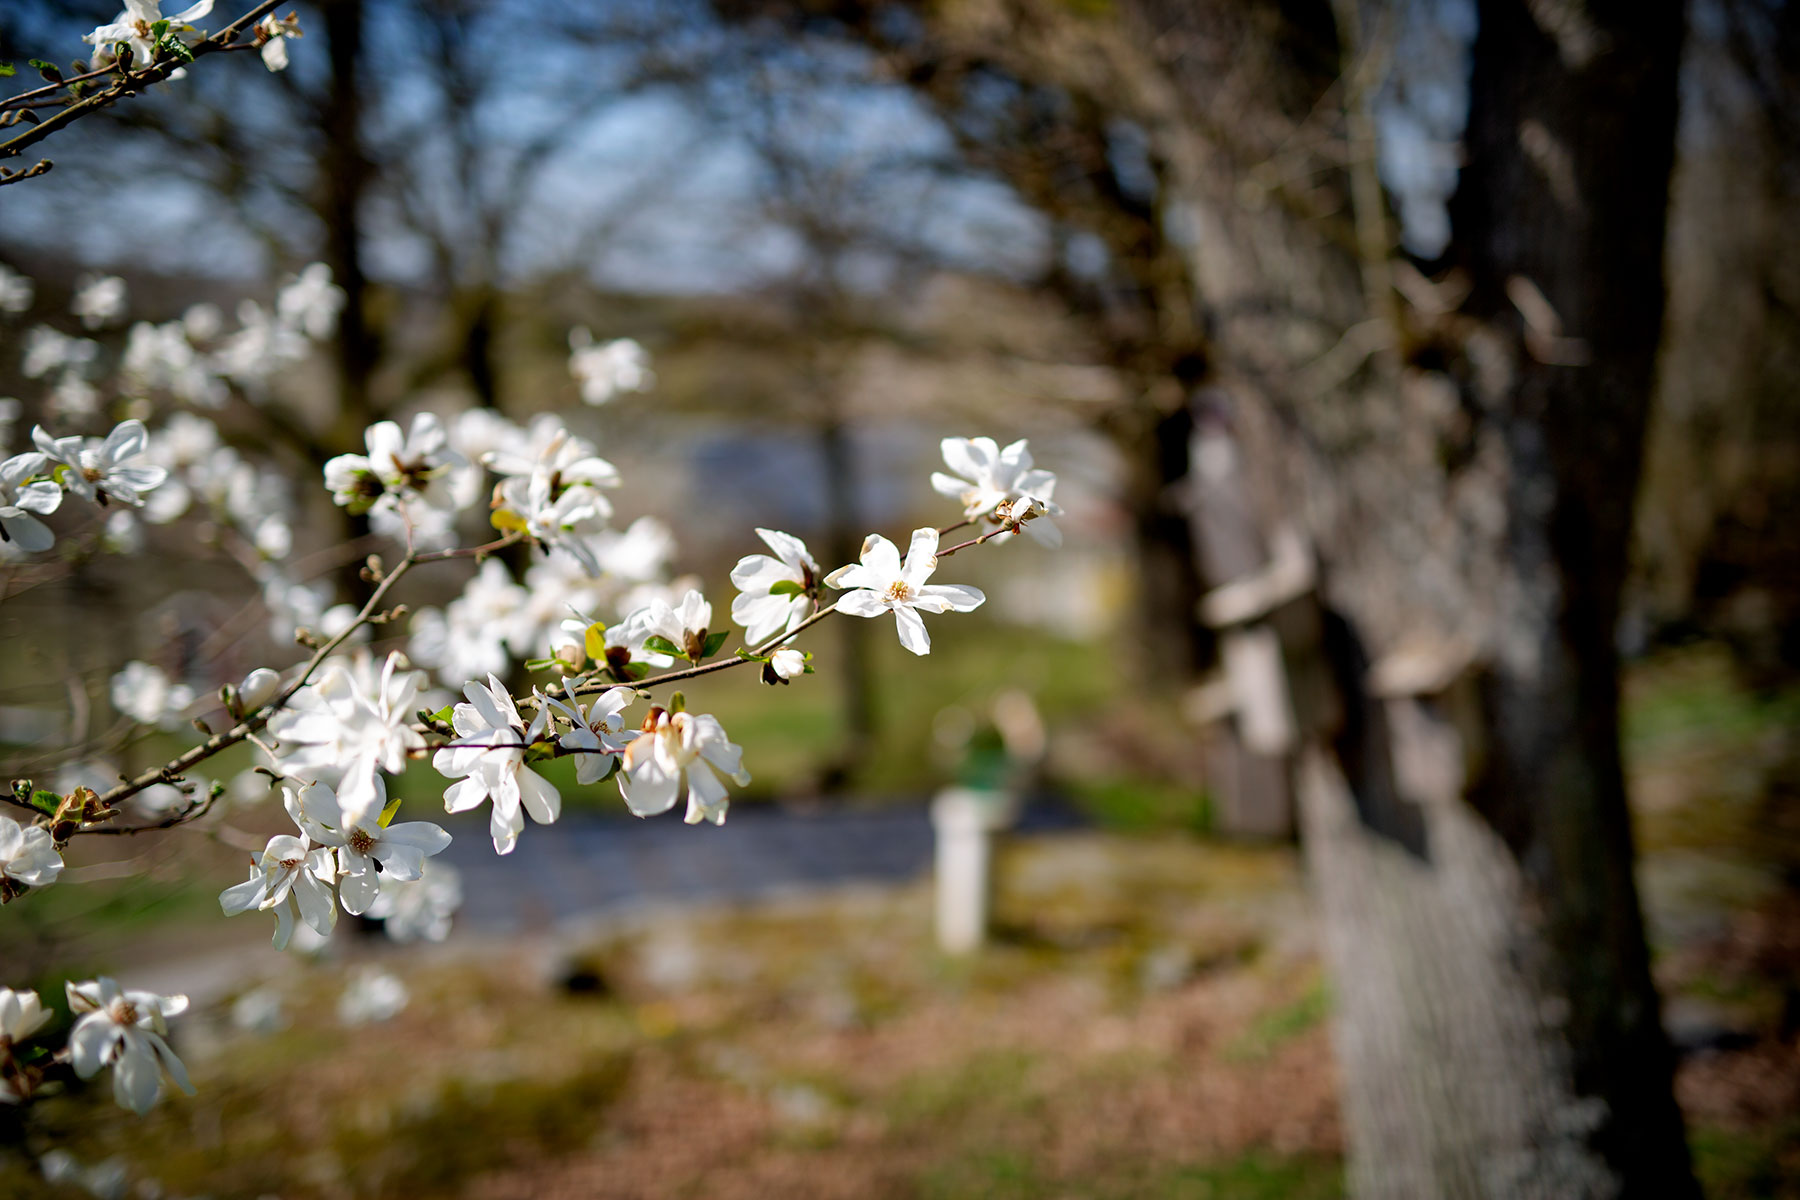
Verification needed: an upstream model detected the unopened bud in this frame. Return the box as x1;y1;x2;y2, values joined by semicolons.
237;667;281;712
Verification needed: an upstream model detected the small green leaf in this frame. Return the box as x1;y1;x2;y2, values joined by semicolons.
701;630;729;660
768;579;805;597
27;59;56;71
430;705;455;725
28;790;61;815
623;662;649;681
0;64;16;79
642;634;681;658
668;691;686;713
523;657;559;673
735;649;765;662
149;20;169;38
376;795;403;828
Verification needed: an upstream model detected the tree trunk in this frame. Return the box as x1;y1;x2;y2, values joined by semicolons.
1135;0;1695;1193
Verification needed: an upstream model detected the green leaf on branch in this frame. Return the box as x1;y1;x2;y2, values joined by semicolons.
428;705;455;725
768;580;805;597
642;635;681;658
27;790;61;815
0;64;16;79
149;20;169;38
735;649;766;662
702;630;729;660
523;656;559;673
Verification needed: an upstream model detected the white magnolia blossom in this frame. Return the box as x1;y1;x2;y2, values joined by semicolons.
65;978;193;1115
122;320;224;409
768;648;807;681
219;832;337;950
825;528;986;656
641;589;713;661
109;660;195;729
84;0;214;68
21;327;97;380
324;413;470;518
0;988;51;1043
268;651;427;827
0;815;63;891
730;527;819;644
0;265;33;315
213;300;308;385
276;264;342;340
408;564;523;684
255;11;301;72
284;782;451;916
619;708;750;826
593;608;676;678
483;414;618;488
591;515;676;584
367;860;461;943
32;419;168;508
568;329;654;405
71;275;127;331
0;989;52;1100
494;467;610;573
139;412;220;523
433;675;561;855
337;968;408;1026
0;452;61;551
931;436;1063;547
543;686;635;785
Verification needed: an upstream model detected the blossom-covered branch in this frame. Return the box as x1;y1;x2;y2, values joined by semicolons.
0;1;298;184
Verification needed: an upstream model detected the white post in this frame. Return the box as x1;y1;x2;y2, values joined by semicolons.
930;786;1018;955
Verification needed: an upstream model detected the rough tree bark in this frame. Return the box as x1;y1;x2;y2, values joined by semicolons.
1141;1;1695;1194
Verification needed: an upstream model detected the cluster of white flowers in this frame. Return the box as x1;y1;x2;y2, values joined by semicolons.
0;981;192;1114
0;419;168;558
220;778;451;947
568;329;654;405
84;0;215;70
0;235;1064;1123
109;660;196;729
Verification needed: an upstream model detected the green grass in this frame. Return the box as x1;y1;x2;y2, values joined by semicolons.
1691;1118;1800;1200
1223;978;1331;1063
1064;774;1211;832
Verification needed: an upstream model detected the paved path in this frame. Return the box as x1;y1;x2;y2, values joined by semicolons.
440;800;1080;933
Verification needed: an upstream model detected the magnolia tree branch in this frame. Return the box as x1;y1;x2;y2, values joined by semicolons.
8;498;1040;851
0;0;282;175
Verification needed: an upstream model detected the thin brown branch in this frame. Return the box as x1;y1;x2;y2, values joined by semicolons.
0;0;281;163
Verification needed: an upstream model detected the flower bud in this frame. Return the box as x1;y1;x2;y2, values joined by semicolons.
237;668;281;713
769;649;806;680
